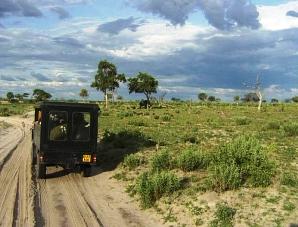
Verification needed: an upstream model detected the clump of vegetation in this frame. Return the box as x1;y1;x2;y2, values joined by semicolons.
235;116;251;125
210;202;236;227
135;170;181;208
123;154;144;170
283;201;295;212
281;172;298;187
162;114;172;122
266;121;281;130
128;119;148;127
283;122;298;136
150;149;172;172
183;135;199;144
176;148;209;171
0;107;10;116
208;135;275;191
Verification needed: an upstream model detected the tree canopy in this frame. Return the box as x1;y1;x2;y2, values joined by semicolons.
6;92;14;101
198;92;208;101
79;88;89;99
127;72;158;105
91;60;126;108
32;89;52;101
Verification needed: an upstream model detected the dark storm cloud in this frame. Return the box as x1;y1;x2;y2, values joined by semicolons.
0;75;16;81
287;10;298;18
129;0;260;29
50;6;70;19
0;0;43;18
31;72;52;82
97;17;145;35
53;37;84;48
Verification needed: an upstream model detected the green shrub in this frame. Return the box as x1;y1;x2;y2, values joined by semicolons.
135;171;181;208
235;117;251;125
283;201;295;212
176;148;208;171
0;107;10;116
266;121;281;130
281;172;298;187
128;120;148;127
210;202;236;227
283;122;298;136
162;115;172;121
208;162;241;192
123;154;143;170
151;149;171;171
208;135;275;191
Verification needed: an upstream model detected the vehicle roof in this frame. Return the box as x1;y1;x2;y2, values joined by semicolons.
35;101;99;110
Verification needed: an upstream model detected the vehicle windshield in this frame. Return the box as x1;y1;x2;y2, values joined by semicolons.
72;112;90;141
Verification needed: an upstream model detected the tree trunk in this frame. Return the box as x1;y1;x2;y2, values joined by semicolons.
257;91;262;111
145;93;150;110
105;92;108;109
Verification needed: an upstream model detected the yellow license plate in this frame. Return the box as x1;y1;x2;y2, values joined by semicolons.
82;155;91;162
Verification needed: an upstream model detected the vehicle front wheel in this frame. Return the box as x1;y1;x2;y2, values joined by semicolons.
37;154;46;179
82;165;92;177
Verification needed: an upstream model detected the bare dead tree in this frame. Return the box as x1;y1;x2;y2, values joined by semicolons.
243;75;263;111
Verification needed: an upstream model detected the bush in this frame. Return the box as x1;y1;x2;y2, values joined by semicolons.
123;154;143;170
135;171;181;208
162;115;172;121
151;149;171;171
235;117;251;125
283;122;298;136
266;121;281;130
176;148;209;171
208;162;241;191
210;202;236;227
208;135;275;191
281;172;298;187
0;107;10;116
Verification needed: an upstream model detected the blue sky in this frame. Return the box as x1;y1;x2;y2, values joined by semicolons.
0;0;298;101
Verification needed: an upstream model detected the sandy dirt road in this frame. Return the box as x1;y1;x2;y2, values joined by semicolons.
0;115;164;227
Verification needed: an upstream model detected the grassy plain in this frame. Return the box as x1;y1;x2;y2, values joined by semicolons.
99;101;298;226
1;101;297;226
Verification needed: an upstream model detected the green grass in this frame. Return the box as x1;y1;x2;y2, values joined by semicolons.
135;170;182;208
210;202;236;227
5;101;297;226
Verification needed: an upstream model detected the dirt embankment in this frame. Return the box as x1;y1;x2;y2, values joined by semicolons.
0;115;165;227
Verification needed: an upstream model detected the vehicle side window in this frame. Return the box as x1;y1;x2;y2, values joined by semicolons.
48;111;68;141
72;112;90;141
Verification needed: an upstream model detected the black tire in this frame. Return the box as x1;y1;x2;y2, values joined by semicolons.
82;165;92;177
32;145;37;165
37;154;46;179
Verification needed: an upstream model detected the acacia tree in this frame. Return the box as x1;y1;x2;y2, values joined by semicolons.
128;72;158;108
198;92;208;101
91;60;126;109
243;75;263;111
79;88;89;101
234;95;240;105
6;92;14;102
32;89;52;102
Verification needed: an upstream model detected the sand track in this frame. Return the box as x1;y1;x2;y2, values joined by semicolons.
0;116;164;227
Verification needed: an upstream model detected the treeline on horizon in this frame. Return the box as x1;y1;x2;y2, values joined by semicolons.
1;60;298;105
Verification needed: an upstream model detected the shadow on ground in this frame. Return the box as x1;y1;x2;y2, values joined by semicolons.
94;129;156;173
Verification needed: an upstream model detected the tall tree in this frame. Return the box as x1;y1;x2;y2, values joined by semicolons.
198;92;208;101
79;88;89;101
234;95;240;103
6;92;14;102
208;95;216;102
32;89;52;101
91;60;126;109
128;72;158;108
243;75;263;111
292;96;298;103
